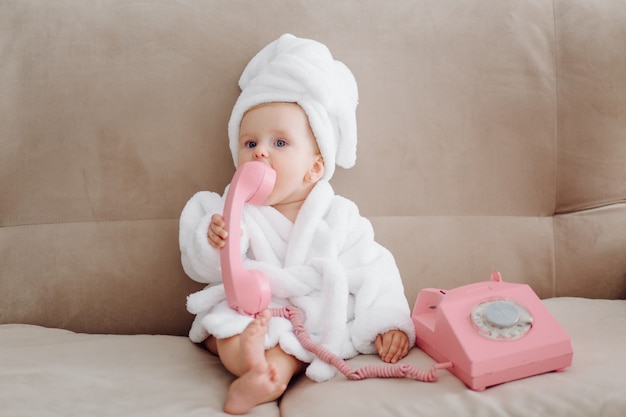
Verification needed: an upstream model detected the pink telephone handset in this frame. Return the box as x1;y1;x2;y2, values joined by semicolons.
412;271;573;390
220;161;276;316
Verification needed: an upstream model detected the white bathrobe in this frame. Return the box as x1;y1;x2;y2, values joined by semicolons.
180;180;416;382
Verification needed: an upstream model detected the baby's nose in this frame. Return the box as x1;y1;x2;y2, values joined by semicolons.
254;146;268;159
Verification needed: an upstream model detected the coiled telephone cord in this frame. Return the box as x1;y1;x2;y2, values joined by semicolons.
270;306;452;382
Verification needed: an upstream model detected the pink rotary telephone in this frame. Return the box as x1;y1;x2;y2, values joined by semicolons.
220;161;276;316
412;271;573;390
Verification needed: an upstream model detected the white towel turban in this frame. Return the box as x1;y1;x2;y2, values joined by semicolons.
228;33;359;181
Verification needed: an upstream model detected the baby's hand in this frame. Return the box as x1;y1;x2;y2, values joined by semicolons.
208;213;228;248
375;330;410;364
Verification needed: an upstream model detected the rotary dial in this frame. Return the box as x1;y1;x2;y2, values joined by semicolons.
471;298;533;341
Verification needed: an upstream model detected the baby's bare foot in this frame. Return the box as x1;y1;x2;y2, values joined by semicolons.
240;310;271;372
223;362;286;415
224;311;286;414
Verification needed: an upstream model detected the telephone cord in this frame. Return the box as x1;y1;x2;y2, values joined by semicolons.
270;306;452;382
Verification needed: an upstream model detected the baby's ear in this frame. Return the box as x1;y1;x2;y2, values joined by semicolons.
307;156;325;183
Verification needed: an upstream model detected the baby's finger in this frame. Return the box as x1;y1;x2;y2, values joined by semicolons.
207;231;221;248
375;334;383;356
211;213;225;228
389;339;408;363
384;334;402;363
208;224;228;248
392;334;410;362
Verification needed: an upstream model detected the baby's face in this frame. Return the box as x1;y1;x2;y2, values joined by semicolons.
237;102;324;210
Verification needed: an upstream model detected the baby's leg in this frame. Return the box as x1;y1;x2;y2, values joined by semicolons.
239;310;272;373
217;311;304;415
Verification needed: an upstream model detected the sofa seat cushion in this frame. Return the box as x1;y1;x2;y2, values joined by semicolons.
2;298;624;417
0;325;278;417
280;297;626;417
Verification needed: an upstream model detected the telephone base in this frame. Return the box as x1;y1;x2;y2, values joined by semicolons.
412;272;573;391
418;334;573;390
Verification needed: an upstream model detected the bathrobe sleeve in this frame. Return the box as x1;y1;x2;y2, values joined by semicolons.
179;191;224;284
179;188;250;284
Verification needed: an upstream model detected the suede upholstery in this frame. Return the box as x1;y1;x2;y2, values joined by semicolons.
1;1;625;416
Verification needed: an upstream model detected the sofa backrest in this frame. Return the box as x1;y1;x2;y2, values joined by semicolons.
1;0;625;336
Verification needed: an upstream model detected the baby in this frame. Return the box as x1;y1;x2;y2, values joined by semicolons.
180;34;415;414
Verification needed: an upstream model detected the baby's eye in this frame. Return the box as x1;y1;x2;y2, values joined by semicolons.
274;139;287;147
245;140;257;149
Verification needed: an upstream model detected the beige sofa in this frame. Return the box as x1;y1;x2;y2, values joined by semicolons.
2;0;626;416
